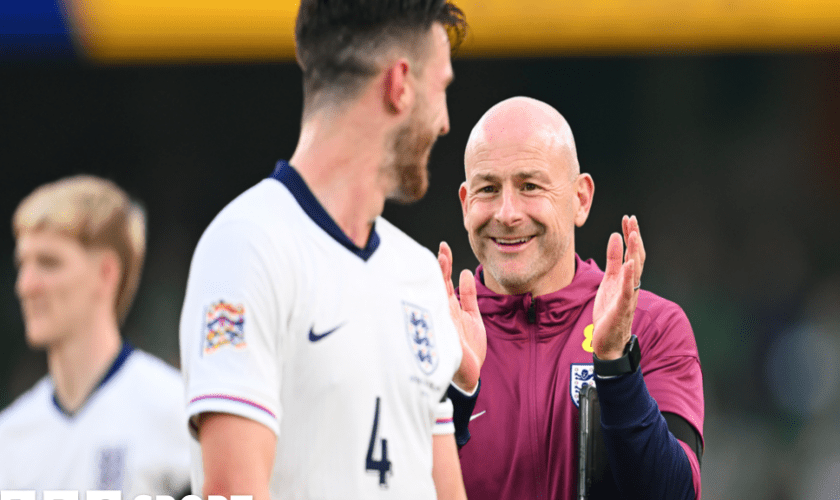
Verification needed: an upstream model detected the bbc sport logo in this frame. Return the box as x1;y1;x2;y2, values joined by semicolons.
0;493;252;500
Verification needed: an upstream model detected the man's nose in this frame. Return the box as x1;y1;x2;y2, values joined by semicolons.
494;188;523;226
439;106;450;136
16;265;39;299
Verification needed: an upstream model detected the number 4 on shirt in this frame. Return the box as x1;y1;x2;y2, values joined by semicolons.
366;396;392;487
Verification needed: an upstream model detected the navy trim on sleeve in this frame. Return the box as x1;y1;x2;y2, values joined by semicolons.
270;160;380;261
447;379;480;449
595;368;695;500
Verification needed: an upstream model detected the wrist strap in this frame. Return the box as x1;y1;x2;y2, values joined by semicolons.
593;335;640;377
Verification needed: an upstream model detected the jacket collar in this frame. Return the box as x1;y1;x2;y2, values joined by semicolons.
471;254;603;329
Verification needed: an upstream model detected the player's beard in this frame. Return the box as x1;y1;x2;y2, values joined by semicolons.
386;104;436;204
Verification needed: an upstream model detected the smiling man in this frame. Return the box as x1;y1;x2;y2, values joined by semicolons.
440;97;705;499
0;175;190;496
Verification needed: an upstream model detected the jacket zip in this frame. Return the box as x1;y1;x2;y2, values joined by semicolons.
527;296;536;324
525;293;544;497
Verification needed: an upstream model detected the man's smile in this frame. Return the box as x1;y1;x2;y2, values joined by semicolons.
490;236;534;252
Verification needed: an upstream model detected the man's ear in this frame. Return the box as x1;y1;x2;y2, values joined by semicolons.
97;248;122;300
574;173;595;227
459;182;469;228
383;58;413;114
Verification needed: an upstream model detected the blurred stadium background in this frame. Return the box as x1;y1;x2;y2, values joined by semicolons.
2;0;839;498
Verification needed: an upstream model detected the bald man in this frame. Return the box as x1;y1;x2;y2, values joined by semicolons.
437;97;704;499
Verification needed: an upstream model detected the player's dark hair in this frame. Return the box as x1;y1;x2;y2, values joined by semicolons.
295;0;466;114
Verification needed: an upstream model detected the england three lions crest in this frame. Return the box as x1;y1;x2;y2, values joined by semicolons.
403;302;439;375
571;363;596;408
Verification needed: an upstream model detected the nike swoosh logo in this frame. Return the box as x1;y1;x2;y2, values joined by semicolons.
469;410;486;422
308;324;344;342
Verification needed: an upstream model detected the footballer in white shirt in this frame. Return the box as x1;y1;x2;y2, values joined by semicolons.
178;1;485;499
181;163;462;498
0;175;190;497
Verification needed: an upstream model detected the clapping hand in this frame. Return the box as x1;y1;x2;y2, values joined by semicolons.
592;216;646;360
438;241;486;393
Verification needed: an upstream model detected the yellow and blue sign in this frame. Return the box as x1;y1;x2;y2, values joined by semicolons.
3;0;840;62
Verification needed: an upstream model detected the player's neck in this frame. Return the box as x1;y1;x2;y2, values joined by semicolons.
47;312;122;414
290;103;392;249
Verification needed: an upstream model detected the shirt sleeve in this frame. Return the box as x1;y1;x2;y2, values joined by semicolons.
637;300;704;441
179;219;287;437
433;398;455;435
446;380;480;447
594;298;704;499
596;368;696;500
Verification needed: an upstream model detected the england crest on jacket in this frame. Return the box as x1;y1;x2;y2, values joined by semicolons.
571;363;596;407
403;301;439;375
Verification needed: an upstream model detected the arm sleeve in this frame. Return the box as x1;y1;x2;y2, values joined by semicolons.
433;398;456;436
446;380;480;448
179;220;287;437
596;368;695;500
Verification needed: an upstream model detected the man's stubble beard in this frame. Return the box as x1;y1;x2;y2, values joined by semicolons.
475;222;570;295
386;104;437;204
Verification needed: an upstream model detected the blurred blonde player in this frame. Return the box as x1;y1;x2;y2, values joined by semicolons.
0;175;190;496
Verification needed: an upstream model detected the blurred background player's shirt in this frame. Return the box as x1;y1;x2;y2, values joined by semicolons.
0;344;191;496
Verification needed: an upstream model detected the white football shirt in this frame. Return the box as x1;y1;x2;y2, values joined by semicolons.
180;161;462;499
0;345;191;497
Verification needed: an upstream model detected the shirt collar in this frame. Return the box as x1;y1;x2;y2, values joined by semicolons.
270;160;380;261
52;342;134;418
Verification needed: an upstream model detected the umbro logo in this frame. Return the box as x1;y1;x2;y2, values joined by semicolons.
308;323;344;342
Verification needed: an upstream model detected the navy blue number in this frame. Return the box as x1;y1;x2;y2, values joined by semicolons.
366;397;392;487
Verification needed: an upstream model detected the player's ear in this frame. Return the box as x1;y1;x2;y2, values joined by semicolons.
97;248;122;301
383;58;413;114
574;173;594;227
459;182;469;227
